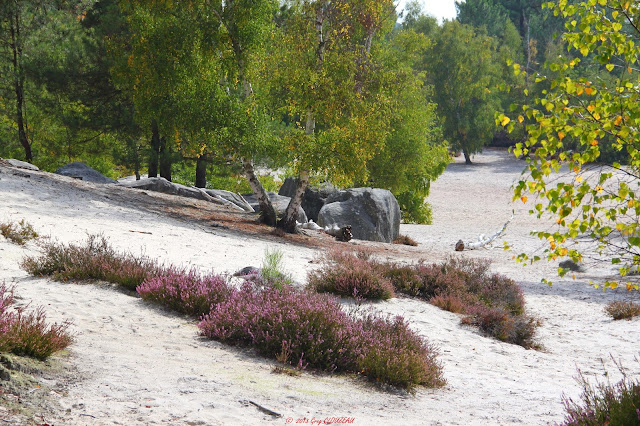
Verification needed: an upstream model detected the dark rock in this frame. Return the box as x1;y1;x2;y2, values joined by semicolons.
559;259;585;272
233;266;260;277
278;178;336;222
243;192;307;223
318;188;401;243
55;162;116;184
0;365;10;381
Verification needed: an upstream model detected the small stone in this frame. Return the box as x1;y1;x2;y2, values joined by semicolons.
0;365;11;381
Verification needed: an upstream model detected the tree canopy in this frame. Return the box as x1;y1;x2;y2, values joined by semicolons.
500;0;640;291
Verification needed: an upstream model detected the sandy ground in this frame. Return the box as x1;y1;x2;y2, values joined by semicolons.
0;148;639;425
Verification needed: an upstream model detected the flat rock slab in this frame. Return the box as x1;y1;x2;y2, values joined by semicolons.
5;159;39;171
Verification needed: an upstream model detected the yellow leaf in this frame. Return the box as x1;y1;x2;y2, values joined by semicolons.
614;115;623;126
628;200;635;208
518;115;524;123
584;87;594;95
609;281;619;289
559;247;568;256
521;196;528;203
577;86;584;96
576;176;583;183
596;185;604;194
591;140;599;146
558;131;565;141
587;104;595;113
501;116;511;126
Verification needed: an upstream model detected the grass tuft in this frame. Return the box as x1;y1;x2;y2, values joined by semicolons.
605;300;640;321
0;283;72;360
0;219;38;245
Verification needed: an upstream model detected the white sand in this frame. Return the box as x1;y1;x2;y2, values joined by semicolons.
1;149;639;425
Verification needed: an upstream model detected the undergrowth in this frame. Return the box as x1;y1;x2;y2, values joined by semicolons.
137;268;232;317
21;235;444;391
311;249;540;349
0;283;72;360
0;219;38;246
199;283;444;391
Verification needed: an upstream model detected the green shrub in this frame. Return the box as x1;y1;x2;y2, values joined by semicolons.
0;220;38;245
21;234;162;291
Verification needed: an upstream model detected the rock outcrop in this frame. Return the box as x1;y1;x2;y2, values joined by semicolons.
317;188;400;243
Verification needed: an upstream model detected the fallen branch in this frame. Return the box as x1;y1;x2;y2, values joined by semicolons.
456;216;513;251
246;400;282;417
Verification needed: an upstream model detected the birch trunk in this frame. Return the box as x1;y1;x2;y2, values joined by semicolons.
242;158;277;226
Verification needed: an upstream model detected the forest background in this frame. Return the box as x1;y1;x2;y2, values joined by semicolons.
0;0;624;229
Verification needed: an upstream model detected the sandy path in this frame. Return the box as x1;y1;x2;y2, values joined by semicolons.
1;149;638;425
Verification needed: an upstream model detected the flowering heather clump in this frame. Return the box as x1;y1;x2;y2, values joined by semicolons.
357;313;445;391
328;254;539;349
0;283;72;360
199;283;444;390
21;234;162;291
137;268;232;317
560;366;640;426
605;300;640;321
307;249;394;300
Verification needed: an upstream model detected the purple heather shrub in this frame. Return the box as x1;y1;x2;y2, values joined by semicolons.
357;313;445;391
137;268;232;317
307;248;394;300
199;283;444;390
200;283;362;372
0;283;72;360
326;254;539;349
560;367;640;426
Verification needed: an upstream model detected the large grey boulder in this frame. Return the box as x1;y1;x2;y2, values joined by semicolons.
55;162;116;184
317;188;401;243
243;192;307;223
278;177;336;222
